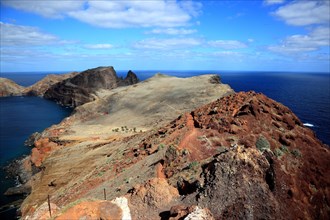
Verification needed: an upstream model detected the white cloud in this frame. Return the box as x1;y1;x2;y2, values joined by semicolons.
208;40;247;49
69;1;201;28
264;0;285;5
273;1;330;26
0;22;58;46
84;44;114;49
2;0;202;28
147;28;197;35
133;38;202;50
1;0;83;18
268;26;330;54
213;51;243;57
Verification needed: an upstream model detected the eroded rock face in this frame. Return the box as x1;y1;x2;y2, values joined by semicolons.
44;67;139;107
0;77;24;97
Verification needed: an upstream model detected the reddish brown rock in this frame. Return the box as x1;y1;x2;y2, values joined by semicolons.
130;178;179;208
169;205;196;220
55;201;122;220
129;91;329;219
31;138;60;167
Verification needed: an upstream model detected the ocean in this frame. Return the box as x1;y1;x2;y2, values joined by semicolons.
0;95;72;218
0;70;329;218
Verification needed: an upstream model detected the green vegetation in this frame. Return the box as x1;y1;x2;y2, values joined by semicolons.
97;171;105;176
274;148;284;157
280;145;289;153
291;149;302;158
188;161;199;170
256;136;270;152
112;126;139;133
158;143;165;151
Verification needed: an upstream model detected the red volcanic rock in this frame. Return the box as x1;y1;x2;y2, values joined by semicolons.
55;201;123;220
129;91;329;219
130;178;179;208
31;138;60;167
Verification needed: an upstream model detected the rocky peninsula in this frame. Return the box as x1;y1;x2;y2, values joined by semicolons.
1;67;329;219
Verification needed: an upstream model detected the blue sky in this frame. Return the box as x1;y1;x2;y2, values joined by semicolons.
0;0;329;72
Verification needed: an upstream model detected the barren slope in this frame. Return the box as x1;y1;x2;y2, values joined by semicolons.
20;74;233;217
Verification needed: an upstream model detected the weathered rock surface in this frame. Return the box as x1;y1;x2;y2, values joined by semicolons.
17;73;329;220
0;77;24;97
23;72;78;96
4;183;31;196
44;67;139;107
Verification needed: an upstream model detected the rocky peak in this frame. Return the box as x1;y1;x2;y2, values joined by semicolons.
124;70;139;85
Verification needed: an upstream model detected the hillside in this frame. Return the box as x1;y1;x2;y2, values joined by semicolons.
0;77;24;97
23;72;79;96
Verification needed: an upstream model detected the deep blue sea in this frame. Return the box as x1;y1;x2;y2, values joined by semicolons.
0;70;329;218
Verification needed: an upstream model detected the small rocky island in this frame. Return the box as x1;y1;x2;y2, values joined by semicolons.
1;67;329;219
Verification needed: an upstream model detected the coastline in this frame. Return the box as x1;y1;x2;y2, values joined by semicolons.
1;70;329;219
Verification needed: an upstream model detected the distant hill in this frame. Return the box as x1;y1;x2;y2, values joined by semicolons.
0;77;24;97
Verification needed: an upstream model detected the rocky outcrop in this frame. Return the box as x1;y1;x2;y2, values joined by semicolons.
0;77;24;97
44;67;139;107
147;91;329;219
23;72;78;96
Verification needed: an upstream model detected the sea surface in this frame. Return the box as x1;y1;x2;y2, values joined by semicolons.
0;95;71;218
0;70;329;218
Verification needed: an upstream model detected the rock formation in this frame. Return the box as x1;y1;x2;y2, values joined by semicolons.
0;77;24;97
43;67;139;107
23;72;79;96
6;71;329;219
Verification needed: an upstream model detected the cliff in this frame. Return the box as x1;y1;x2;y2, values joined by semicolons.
23;72;79;96
0;77;24;97
43;67;139;107
7;72;329;219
